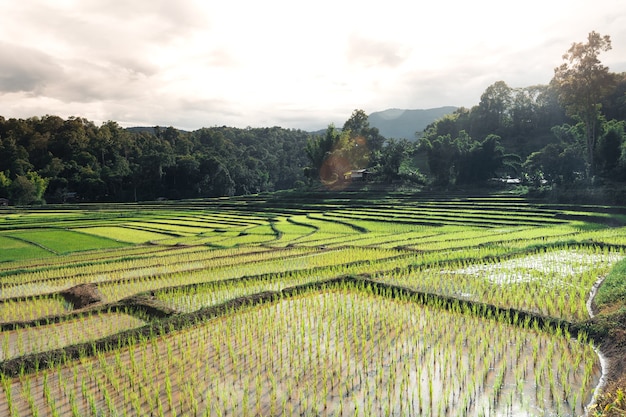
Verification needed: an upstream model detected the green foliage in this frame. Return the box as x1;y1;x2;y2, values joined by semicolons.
1;32;625;198
419;131;518;185
521;123;593;185
305;125;341;182
304;110;414;187
8;171;48;205
597;120;625;174
523;144;585;185
342;109;385;154
378;138;412;182
553;31;616;176
594;257;626;309
592;389;626;416
417;32;624;187
0;118;311;202
0;171;10;198
421;84;567;161
475;80;513;135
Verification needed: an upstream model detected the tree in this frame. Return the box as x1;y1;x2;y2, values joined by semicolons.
418;133;466;186
0;171;10;198
342;109;369;134
476;81;512;135
9;171;48;205
459;134;519;184
510;87;540;133
379;138;410;183
199;156;235;197
342;109;385;156
596;120;625;175
603;72;626;122
0;136;33;175
523;123;587;185
305;125;340;182
552;31;616;176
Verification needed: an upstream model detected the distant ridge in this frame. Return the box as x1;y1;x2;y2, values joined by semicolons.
125;107;457;139
125;126;190;134
368;106;457;140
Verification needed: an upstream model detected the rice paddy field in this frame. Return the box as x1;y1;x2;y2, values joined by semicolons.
1;190;626;416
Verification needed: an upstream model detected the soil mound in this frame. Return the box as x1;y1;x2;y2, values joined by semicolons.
60;283;103;309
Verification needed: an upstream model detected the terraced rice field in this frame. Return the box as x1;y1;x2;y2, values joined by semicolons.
1;191;625;416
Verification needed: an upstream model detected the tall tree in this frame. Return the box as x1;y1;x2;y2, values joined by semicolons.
552;31;616;176
305;125;340;182
0;171;10;198
9;171;48;205
379;138;410;183
475;81;512;136
597;120;625;175
342;109;385;156
418;133;465;186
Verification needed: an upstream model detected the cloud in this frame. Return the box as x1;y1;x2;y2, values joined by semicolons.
347;35;410;68
1;0;626;131
0;43;156;105
15;1;209;52
203;49;240;68
0;42;63;94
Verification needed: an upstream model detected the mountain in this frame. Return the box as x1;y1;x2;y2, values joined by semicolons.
126;107;456;139
368;106;457;140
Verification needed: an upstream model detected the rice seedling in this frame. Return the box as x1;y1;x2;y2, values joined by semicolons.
374;246;623;321
0;284;600;416
1;195;622;416
0;295;71;324
0;311;145;361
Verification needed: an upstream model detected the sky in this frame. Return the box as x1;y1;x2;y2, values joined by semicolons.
1;0;625;132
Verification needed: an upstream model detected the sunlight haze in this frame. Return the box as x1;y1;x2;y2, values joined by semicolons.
1;0;625;130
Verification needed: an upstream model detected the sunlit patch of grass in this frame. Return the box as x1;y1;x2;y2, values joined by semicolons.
1;195;625;415
7;229;129;254
595;258;626;313
75;226;172;244
0;235;55;262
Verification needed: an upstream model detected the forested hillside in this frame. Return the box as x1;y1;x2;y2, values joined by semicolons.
1;31;626;205
368;107;457;140
0;120;310;203
416;32;626;188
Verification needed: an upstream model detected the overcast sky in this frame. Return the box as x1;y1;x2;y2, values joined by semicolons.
1;1;625;131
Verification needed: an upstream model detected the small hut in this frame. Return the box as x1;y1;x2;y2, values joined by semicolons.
344;169;370;181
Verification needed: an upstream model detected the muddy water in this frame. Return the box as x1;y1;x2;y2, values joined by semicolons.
0;313;145;361
0;290;601;416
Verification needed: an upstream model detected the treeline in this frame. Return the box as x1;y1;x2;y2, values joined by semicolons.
418;32;626;187
297;32;626;192
0;117;310;204
2;31;626;205
418;78;626;186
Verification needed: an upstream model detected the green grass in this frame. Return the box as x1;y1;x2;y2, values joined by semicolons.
0;235;55;262
6;229;129;254
0;295;72;322
1;193;626;415
595;257;626;309
75;226;172;244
